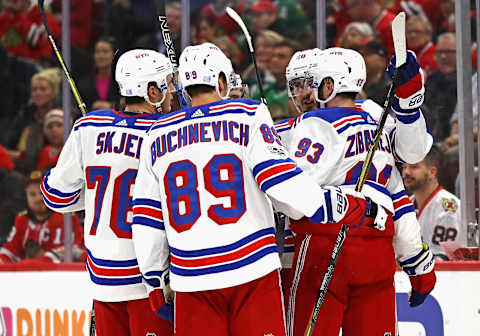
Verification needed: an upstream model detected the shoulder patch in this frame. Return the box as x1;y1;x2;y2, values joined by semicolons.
17;210;27;216
442;198;458;212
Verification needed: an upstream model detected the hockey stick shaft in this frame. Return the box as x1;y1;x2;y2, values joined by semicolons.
304;12;406;336
226;7;267;105
155;0;178;68
38;0;87;116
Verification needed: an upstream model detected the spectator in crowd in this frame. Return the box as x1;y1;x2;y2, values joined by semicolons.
252;39;299;121
275;0;310;40
248;0;279;34
6;68;61;174
339;22;373;50
341;0;397;56
241;29;283;88
406;15;438;76
424;32;457;142
0;0;60;61
0;171;84;264
109;0;158;51
50;0;93;50
214;35;241;70
194;15;224;44
37;109;63;171
158;1;182;62
0;166;25;245
402;145;463;260
200;0;247;40
361;40;391;105
78;37;119;111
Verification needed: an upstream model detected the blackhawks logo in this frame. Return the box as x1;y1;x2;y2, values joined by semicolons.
442;198;458;212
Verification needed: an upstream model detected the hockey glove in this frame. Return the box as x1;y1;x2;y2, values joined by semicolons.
309;186;386;229
387;50;425;118
149;287;174;322
400;243;437;307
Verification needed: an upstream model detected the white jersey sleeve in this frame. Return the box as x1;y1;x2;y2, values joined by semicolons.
41;128;85;212
132;130;170;293
247;104;328;220
357;99;433;164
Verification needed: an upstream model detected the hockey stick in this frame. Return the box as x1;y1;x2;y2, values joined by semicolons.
303;12;407;336
226;7;267;105
38;0;87;116
154;0;187;110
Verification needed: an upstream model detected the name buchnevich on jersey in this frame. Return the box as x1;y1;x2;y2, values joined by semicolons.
150;120;250;162
344;128;392;159
95;131;144;159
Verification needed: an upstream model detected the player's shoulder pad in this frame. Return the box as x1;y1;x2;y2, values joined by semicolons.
441;197;459;213
302;106;376;134
274;117;295;133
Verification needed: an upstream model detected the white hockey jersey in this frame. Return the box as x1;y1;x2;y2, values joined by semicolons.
41;109;161;302
273;99;432;267
287;106;428;266
411;186;463;259
132;99;332;293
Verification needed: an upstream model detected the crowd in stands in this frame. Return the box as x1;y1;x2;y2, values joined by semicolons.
0;0;475;263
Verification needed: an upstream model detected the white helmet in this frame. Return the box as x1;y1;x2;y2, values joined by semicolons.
178;42;234;100
309;47;366;104
115;49;174;109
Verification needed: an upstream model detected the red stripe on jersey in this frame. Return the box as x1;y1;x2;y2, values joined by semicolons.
170;236;276;268
393;197;412;209
210;103;257;111
74;116;114;126
87;257;141;277
135;120;155;125
256;163;297;186
133;206;163;220
333;116;363;128
40;181;78;204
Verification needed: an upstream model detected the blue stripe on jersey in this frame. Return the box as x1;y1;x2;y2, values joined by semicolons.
259;167;302;193
399;247;429;267
150;98;259;131
393;204;415;221
337;121;377;134
274;118;295;133
143;270;165;288
43;172;81;197
87;249;139;267
169;227;274;258
395;110;421;124
42;194;80;210
86;264;143;286
392;190;408;200
252;158;296;177
133;198;162;209
74;122;153;132
170;245;278;277
132;216;165;230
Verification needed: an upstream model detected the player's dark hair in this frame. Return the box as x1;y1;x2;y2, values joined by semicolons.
123;81;158;105
337;92;358;100
424;144;443;169
185;73;227;98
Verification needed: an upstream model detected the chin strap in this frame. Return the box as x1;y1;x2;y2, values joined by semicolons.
144;90;167;113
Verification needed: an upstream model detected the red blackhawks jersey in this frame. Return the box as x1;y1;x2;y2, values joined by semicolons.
41;109;161;302
286;106;427;265
0;211;82;263
132;99;331;293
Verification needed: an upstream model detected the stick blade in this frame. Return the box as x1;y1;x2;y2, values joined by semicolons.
392;12;406;67
226;7;253;50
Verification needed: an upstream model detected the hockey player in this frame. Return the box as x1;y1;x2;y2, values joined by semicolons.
40;50;175;335
403;144;463;259
131;43;382;336
275;47;434;310
285;48;436;336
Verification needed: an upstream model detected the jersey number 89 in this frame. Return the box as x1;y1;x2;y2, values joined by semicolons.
164;154;246;233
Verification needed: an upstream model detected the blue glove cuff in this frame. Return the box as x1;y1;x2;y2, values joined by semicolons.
157;303;174;321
